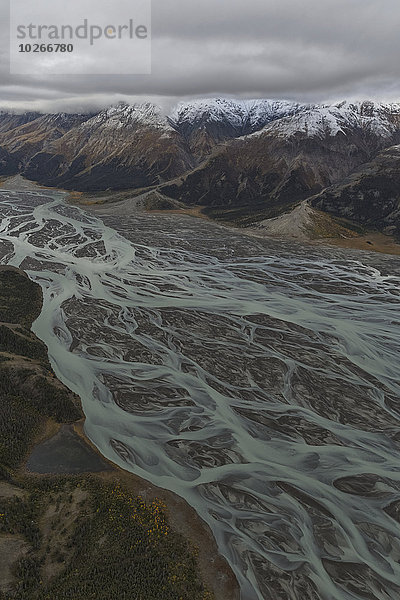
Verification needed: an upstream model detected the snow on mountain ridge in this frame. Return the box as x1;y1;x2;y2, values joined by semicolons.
81;101;174;132
169;98;312;133
3;98;400;144
251;100;400;140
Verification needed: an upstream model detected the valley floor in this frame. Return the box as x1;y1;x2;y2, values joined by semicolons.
2;176;399;256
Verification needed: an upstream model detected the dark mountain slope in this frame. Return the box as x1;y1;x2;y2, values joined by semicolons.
311;145;400;237
23;103;194;191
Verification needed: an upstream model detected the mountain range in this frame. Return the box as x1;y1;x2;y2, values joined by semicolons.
1;98;400;239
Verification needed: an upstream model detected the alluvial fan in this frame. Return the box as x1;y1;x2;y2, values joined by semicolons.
1;187;400;600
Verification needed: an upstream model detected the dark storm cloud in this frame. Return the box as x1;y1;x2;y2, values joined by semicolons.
1;0;400;112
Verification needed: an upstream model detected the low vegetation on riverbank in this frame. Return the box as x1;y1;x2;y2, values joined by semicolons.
0;476;209;600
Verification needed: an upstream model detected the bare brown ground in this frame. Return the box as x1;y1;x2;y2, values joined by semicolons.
314;232;400;255
0;481;25;500
147;205;209;219
0;535;29;592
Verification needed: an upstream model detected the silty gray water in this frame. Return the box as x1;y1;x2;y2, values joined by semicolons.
1;187;400;600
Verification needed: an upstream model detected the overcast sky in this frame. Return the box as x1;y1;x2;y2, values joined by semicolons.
1;0;400;113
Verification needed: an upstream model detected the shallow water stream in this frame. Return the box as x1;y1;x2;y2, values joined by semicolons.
1;187;400;600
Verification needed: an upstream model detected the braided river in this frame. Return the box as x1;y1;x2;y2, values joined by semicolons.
1;185;400;600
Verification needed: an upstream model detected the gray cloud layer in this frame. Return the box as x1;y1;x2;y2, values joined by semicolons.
1;0;400;112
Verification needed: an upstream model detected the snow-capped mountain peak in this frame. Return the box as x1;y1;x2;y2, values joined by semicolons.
252;100;400;140
169;97;312;135
82;101;173;132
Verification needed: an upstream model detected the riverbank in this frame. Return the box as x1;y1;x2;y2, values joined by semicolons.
0;266;239;599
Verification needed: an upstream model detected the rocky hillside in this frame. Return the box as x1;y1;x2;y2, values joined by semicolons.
0;112;41;134
24;102;194;191
0;113;94;173
1;98;400;234
311;144;400;238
